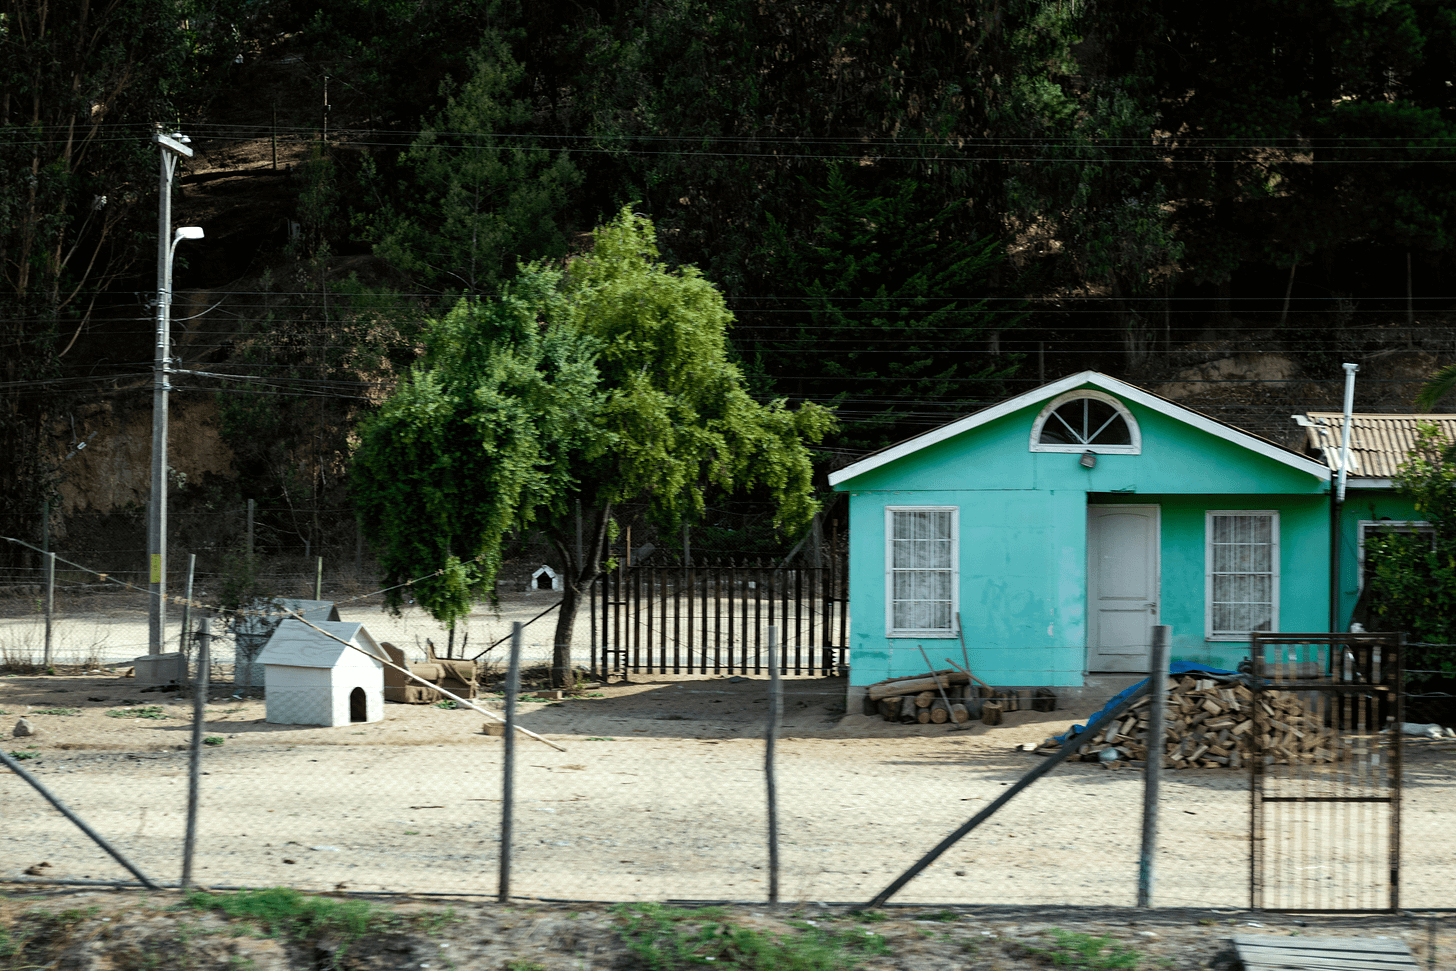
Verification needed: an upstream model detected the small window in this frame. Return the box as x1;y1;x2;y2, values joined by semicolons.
1206;511;1280;640
1357;520;1435;591
886;506;958;637
1030;390;1140;453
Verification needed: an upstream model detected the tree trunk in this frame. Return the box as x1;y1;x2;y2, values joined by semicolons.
547;501;614;687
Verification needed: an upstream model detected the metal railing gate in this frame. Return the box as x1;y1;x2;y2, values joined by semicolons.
592;560;848;678
1249;633;1404;911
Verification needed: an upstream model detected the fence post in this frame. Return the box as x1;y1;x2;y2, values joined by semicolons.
43;552;55;668
247;499;255;557
499;621;523;903
765;625;781;906
182;612;210;888
181;553;196;665
1138;625;1171;908
314;556;323;601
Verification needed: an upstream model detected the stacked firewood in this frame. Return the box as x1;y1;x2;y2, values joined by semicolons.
1043;675;1349;769
864;670;1056;726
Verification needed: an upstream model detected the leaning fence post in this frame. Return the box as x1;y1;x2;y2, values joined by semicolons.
1138;624;1171;907
499;621;523;903
182;612;211;888
181;553;196;668
765;625;782;906
43;551;55;668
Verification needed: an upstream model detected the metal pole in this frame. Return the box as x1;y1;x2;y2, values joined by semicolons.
765;625;781;906
1138;624;1171;907
182;612;210;888
499;621;523;903
148;130;196;657
0;748;162;889
43;552;54;668
181;553;196;665
314;556;323;601
149;135;176;656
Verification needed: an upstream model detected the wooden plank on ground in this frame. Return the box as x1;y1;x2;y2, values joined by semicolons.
1232;934;1419;971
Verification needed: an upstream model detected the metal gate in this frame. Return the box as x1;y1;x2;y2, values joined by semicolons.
1249;633;1404;911
592;560;848;677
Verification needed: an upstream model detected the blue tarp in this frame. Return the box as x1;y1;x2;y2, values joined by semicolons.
1053;661;1237;744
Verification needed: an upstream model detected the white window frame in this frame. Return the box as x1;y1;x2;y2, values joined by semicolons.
885;505;959;638
1030;389;1141;454
1357;520;1435;591
1205;510;1280;641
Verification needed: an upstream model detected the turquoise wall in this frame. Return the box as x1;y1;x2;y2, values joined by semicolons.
1093;493;1330;670
836;384;1332;689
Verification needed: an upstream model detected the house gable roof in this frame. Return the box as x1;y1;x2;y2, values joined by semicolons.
1295;412;1456;484
829;370;1332;487
257;619;385;669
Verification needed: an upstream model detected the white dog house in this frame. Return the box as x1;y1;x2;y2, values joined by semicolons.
255;620;385;727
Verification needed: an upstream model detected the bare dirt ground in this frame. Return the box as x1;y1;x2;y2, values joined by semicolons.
4;670;1454;969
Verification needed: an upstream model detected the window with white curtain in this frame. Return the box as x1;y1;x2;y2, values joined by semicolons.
1206;511;1280;640
886;506;958;636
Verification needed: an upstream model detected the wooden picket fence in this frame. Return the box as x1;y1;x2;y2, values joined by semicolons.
591;558;848;677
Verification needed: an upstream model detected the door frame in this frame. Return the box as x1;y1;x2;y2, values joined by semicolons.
1086;504;1161;673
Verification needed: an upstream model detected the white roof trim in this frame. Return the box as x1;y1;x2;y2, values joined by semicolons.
828;370;1332;486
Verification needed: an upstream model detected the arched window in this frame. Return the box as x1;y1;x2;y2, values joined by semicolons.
1030;390;1140;454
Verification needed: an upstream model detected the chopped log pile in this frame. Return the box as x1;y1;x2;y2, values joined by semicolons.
864;669;1056;726
1038;675;1350;769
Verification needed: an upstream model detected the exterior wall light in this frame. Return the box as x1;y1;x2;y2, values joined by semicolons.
1080;451;1097;469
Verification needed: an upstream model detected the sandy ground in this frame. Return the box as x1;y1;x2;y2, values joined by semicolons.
0;587;736;674
4;669;1455;916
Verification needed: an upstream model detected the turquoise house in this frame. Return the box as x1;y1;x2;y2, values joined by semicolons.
828;371;1337;705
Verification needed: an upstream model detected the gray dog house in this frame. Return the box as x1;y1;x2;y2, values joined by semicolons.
234;599;343;688
255;620;385;727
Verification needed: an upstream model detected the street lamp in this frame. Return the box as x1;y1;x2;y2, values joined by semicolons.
146;128;204;667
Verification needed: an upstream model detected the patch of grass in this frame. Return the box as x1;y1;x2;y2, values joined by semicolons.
913;910;960;923
1020;929;1140;969
433;700;459;709
106;706;168;720
30;708;80;716
7;749;39;760
585;737;616;742
182;888;376;969
504;962;547;971
203;736;225;746
613;902;890;971
846;910;889;923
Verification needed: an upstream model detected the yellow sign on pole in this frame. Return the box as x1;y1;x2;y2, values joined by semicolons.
150;554;162;584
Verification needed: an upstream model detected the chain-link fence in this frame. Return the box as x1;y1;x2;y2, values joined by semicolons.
4;612;1454;910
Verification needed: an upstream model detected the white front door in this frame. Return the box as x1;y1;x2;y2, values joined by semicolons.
1087;505;1160;673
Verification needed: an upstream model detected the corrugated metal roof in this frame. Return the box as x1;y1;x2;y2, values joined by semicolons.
1297;412;1456;478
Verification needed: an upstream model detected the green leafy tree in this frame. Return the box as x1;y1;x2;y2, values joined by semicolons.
1365;425;1456;673
353;208;835;684
0;0;192;564
351;266;599;636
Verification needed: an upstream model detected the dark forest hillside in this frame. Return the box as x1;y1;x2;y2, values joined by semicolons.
5;0;1456;571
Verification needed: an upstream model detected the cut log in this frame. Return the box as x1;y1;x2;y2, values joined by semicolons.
981;701;1004;726
915;690;936;708
949;703;970;724
867;672;972;701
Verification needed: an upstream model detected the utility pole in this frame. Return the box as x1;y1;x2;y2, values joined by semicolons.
148;129;203;661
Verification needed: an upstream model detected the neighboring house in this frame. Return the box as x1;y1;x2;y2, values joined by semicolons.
1294;412;1456;628
828;371;1335;707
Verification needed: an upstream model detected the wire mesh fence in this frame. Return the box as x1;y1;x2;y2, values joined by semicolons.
3;532;1453;909
4;638;1454;909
